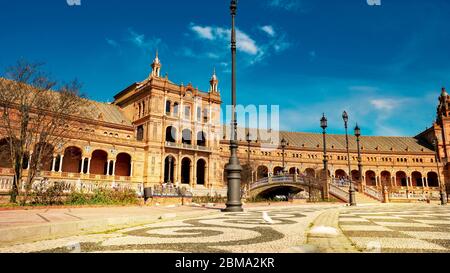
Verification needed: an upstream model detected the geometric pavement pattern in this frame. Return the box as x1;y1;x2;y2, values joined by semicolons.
339;205;450;253
0;205;339;253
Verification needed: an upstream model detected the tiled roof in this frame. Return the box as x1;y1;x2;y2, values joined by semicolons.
279;132;433;153
0;78;132;127
227;126;434;153
82;100;132;126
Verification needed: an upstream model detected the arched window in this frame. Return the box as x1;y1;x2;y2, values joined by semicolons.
182;129;192;145
184;106;191;120
136;125;144;141
166;126;177;143
197;131;206;146
166;101;171;114
203;109;209;123
197;107;202;122
173;103;179;116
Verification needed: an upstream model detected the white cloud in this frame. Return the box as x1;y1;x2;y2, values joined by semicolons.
260;25;276;37
350;86;379;93
268;0;301;11
106;38;119;48
190;23;260;56
127;28;163;51
183;23;291;69
370;99;398;111
191;25;214;40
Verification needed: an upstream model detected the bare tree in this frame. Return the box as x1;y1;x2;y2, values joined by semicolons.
0;60;87;204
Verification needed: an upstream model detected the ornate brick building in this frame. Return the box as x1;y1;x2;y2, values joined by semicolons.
0;54;448;201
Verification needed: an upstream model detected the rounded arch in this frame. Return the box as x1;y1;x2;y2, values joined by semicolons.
351;170;360;182
427;172;439;187
380;171;391;187
62;146;82;173
411;171;423;187
257;165;269;180
197;131;207;146
0;138;13;168
365;170;376;186
115;153;132;177
164;155;175;183
165;126;177;143
165;100;172;114
181;157;192;184
305;168;315;178
335;169;347;179
182;129;192;145
274;166;284;175
289;167;298;175
34;142;54;171
173;102;179;116
396;171;407;187
196;159;207;185
90;150;108;175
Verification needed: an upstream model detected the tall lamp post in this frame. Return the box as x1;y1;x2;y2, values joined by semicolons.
321;114;329;200
321;114;328;175
246;132;252;164
281;138;288;174
354;124;363;191
223;0;243;212
343;111;356;206
433;139;447;205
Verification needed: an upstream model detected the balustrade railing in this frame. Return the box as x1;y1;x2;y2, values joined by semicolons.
165;141;212;152
329;183;349;202
364;186;383;201
0;177;13;193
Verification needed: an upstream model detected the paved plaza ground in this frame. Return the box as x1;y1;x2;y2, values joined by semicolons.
0;203;449;253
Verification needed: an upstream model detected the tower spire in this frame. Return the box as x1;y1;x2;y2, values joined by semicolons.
151;50;161;77
209;67;219;93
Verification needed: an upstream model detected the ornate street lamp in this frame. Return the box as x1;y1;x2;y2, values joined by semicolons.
321;114;329;200
281;138;288;174
354;124;363;190
321;114;328;174
343;111;356;206
246;132;252;164
433;138;447;205
223;0;244;212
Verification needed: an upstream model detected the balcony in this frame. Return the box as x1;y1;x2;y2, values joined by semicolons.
165;141;212;152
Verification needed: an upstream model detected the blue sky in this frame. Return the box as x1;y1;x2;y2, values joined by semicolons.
1;0;450;137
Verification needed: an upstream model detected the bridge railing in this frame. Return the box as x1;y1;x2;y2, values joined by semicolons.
250;175;298;190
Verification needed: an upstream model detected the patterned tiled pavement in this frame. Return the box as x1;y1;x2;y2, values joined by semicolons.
1;204;449;253
0;205;339;253
339;204;450;253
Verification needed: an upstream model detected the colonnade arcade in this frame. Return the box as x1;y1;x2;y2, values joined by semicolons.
332;169;439;188
0;139;133;177
165;126;208;147
249;160;440;189
163;154;208;187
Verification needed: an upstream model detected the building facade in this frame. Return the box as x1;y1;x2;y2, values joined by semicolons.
0;54;449;200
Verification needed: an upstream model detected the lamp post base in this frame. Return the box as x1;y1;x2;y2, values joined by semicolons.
222;204;244;212
349;188;357;206
223;158;244;213
441;192;448;205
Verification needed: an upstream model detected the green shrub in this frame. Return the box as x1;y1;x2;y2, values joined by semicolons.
192;193;226;204
30;181;66;206
66;188;139;206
